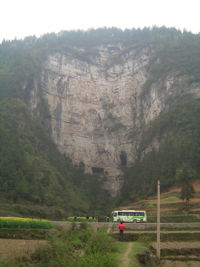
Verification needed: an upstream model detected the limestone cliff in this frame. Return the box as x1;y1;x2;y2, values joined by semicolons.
37;43;200;196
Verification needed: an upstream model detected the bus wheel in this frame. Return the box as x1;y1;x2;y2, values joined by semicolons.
133;220;137;223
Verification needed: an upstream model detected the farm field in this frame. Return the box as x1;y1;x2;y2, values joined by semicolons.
117;182;200;266
0;217;52;229
0;221;200;266
0;239;47;259
160;260;200;267
119;181;200;223
152;241;200;267
0;182;199;265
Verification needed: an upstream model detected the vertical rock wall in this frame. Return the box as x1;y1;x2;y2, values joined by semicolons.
39;44;193;196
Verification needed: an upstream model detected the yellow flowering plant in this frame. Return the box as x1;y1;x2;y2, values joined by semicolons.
0;217;52;229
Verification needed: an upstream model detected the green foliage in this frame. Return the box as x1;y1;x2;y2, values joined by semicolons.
145;202;156;208
1;27;200;215
0;219;52;229
175;164;197;183
119;99;200;203
137;235;154;244
3;225;118;267
143;31;200;91
161;196;180;202
0;98;111;218
79;252;117;267
86;228;118;254
0;39;41;99
0;32;114;216
79;228;118;267
180;182;195;202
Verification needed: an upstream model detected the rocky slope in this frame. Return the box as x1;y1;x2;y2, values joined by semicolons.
34;42;200;196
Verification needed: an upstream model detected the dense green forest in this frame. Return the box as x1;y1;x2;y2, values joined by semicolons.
1;27;200;215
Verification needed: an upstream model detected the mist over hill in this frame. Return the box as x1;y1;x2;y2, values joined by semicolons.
1;27;200;217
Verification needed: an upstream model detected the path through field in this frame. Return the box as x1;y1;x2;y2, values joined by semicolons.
121;242;133;267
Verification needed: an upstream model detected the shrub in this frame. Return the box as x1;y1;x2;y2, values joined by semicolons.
79;252;118;267
86;229;118;254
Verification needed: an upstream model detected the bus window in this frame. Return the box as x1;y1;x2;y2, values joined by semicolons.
133;212;145;216
118;212;129;216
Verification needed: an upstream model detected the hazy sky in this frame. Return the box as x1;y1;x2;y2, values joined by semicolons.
1;0;200;42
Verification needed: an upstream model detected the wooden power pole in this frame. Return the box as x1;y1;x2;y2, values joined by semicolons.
157;180;160;260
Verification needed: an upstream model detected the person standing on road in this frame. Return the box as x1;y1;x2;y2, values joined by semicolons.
118;221;125;241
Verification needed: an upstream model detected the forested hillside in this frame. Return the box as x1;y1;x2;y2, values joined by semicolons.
0;98;111;218
119;98;200;204
1;27;200;215
118;28;200;204
0;34;113;217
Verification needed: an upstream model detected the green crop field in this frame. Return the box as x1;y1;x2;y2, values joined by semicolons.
0;217;52;229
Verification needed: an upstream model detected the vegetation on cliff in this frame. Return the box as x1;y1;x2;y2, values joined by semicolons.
0;98;111;217
119;98;200;203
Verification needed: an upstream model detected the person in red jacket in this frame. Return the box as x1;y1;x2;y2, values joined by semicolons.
118;221;125;241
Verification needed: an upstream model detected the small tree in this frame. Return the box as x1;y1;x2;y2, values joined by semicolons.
180;181;194;204
176;164;196;207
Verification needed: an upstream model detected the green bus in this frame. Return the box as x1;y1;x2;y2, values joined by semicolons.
111;210;147;223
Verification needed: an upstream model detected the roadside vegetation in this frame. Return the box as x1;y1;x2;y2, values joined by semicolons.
0;223;155;267
0;223;119;267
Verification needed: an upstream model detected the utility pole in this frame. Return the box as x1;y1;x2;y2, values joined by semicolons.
157;180;160;260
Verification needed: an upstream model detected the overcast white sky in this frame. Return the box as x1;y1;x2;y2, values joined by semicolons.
1;0;200;42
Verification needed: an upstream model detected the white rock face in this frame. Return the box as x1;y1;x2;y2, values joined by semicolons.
38;44;198;196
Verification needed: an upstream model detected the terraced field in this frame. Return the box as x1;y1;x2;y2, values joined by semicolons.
0;239;47;259
117;182;200;266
